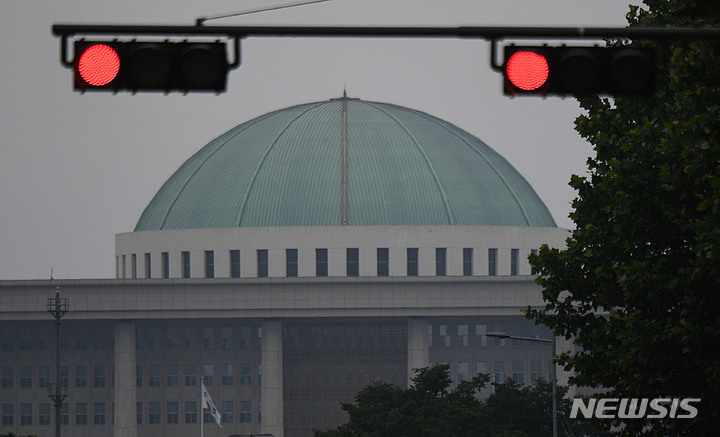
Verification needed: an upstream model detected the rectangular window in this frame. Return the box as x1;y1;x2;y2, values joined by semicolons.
39;403;51;426
167;364;179;387
475;324;488;347
457;325;469;347
239;365;251;386
185;364;197;387
530;361;542;383
222;401;234;424
75;365;87;388
93;327;106;350
136;365;142;387
476;361;488;376
76;403;87;425
230;250;241;278
148;365;161;387
167;402;179;424
145;253;152;278
427;324;433;348
203;364;215;386
149;402;161;424
512;323;524;346
93;365;106;388
488;248;498;276
220;327;233;349
59;366;68;388
162;252;170;278
59;327;69;350
60;404;68;425
39;366;50;388
257;249;268;278
458;362;469;382
2;404;13;426
511;248;519;276
94;402;106;425
376;248;388;276
137;402;142;425
203;327;215;350
407;248;419;276
439;325;451;347
131;253;137;279
463;248;473;276
182;251;191;278
239;401;252;423
1;367;12;389
493;361;506;383
167;327;179;349
316;248;328;277
512;361;525;383
38;328;50;351
184;327;197;350
20;366;32;388
435;248;447;276
205;250;215;278
493;324;506;346
20;403;32;426
238;326;251;349
222;364;233;386
185;402;197;424
148;327;161;350
19;328;31;351
1;329;13;352
347;248;360;277
75;327;88;350
286;249;298;277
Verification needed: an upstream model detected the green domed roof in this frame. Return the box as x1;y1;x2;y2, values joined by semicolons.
135;97;556;231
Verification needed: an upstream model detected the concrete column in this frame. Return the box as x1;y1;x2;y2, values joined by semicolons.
407;318;429;387
261;319;284;437
113;320;137;437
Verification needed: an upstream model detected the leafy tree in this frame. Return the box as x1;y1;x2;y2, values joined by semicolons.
526;0;720;435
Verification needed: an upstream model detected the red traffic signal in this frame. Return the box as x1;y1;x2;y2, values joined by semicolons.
74;40;229;93
503;45;656;97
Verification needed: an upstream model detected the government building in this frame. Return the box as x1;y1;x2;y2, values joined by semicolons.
0;96;568;437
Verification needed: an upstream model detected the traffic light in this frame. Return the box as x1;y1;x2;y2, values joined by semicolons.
503;45;656;97
73;40;229;93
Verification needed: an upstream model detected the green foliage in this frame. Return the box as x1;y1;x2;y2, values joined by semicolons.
314;365;609;437
526;0;720;435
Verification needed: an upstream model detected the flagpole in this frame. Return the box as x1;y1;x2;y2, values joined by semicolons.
200;376;204;437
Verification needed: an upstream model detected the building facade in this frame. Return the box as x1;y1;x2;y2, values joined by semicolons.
1;97;568;437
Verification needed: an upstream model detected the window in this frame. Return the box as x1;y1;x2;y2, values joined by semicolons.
530;361;542;383
463;248;473;276
59;366;68;389
476;361;488;376
511;323;524;346
39;403;51;426
122;255;126;278
239;365;251;386
148;327;161;350
316;248;328;277
19;329;31;351
203;327;215;350
347;248;359;277
1;367;12;388
493;361;506;383
222;401;234;424
136;365;142;387
182;251;191;278
257;249;268;277
238;326;251;349
38;328;50;351
75;365;87;388
493;324;506;346
230;250;241;278
1;329;13;352
167;402;179;424
439;325;451;347
149;402;161;424
376;248;388;276
239;401;252;423
511;248;519;276
75;327;88;350
131;254;137;279
286;249;298;277
457;325;469;347
39;366;50;388
222;364;233;386
427;324;433;348
203;364;215;386
76;403;88;425
167;365;179;387
2;404;13;426
512;361;525;383
145;253;152;278
458;362;470;382
136;327;142;350
20;403;32;426
436;248;446;276
221;327;233;349
475;324;487;347
185;402;197;424
137;403;142;425
148;365;161;387
162;252;170;278
185;364;197;386
205;250;215;278
20;366;32;388
93;327;106;350
184;327;197;350
93;365;106;388
167;327;179;350
488;248;498;276
94;402;106;425
59;327;69;350
407;248;419;276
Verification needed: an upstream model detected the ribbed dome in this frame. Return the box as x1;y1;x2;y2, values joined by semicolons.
135;97;556;231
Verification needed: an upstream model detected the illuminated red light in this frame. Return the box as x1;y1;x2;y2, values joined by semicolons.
77;44;120;86
506;51;550;91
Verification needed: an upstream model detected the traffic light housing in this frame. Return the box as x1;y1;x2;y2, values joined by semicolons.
73;40;230;93
503;45;656;97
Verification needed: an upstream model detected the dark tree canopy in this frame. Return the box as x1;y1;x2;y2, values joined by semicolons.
527;0;720;435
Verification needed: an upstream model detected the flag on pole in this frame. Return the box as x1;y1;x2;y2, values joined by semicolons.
201;382;222;427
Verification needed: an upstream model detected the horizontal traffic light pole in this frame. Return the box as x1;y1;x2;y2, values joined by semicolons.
52;23;720;40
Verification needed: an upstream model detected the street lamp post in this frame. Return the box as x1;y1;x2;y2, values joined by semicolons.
47;287;69;437
486;331;557;437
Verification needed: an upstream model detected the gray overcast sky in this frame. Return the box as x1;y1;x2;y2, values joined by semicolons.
0;0;633;280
